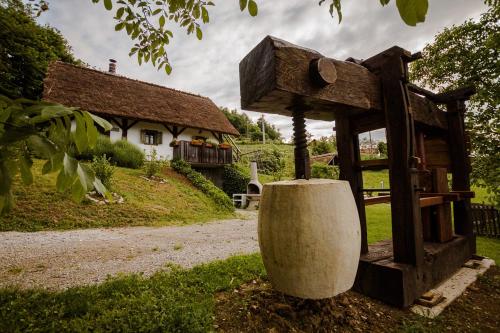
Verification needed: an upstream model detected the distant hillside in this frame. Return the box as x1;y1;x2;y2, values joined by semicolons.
0;161;235;231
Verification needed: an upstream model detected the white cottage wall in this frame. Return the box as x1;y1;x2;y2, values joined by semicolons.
101;118;224;161
177;128;220;143
127;121;174;160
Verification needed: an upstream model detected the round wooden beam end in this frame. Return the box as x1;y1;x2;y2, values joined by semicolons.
310;58;337;87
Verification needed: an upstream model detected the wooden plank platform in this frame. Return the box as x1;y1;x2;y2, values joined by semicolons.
354;236;473;307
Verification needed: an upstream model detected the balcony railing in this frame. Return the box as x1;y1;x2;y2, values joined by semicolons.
173;140;232;166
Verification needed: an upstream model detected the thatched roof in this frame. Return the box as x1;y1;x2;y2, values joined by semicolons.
43;62;239;136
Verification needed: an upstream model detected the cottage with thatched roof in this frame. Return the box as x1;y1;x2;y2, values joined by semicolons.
43;60;239;167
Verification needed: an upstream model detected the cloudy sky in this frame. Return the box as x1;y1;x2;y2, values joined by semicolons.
38;0;486;141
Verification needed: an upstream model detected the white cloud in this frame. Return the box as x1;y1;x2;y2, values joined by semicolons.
38;0;487;140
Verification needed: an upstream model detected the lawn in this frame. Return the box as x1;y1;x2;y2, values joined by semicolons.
0;162;498;331
0;160;234;231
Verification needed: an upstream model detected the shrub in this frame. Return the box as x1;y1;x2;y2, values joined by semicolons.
222;165;250;197
113;140;145;169
91;155;115;189
310;139;334;156
171;159;234;212
144;150;167;178
76;135;145;169
257;148;285;175
311;162;339;179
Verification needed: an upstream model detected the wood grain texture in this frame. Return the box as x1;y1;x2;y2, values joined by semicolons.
239;36;447;130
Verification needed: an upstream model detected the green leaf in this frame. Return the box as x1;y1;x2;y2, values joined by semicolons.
83;112;98;148
239;0;247;11
247;0;258;16
73;112;88;154
201;7;209;23
71;180;86;202
380;0;390;5
104;0;113;10
28;135;56;159
159;15;165;28
93;178;112;200
396;0;428;26
196;26;202;40
19;155;33;185
116;6;125;18
89;114;112;132
165;63;172;74
63;153;78;177
115;22;125;31
42;152;64;175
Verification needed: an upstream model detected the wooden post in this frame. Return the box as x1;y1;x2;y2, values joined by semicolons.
121;118;128;139
336;116;368;254
378;53;423;267
447;100;475;254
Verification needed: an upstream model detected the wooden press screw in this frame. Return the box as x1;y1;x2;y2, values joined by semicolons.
292;108;311;180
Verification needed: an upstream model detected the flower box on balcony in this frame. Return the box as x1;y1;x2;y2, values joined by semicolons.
190;139;204;146
218;143;231;149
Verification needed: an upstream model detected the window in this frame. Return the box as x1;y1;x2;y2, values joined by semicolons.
140;130;162;145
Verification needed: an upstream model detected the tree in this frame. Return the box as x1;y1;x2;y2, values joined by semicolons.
0;0;78;99
0;1;111;215
310;136;335;156
220;107;253;138
377;141;387;156
257;116;282;142
221;107;282;142
30;0;430;75
411;3;499;205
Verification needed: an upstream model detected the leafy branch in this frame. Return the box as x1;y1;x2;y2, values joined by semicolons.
0;96;113;214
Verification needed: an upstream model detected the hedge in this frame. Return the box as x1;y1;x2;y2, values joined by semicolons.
222;165;250;197
171;159;234;212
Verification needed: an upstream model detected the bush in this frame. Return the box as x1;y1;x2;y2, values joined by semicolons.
171;159;234;212
311;163;339;179
77;135;145;169
222;165;250;197
144;150;167;178
91;155;115;189
310;139;334;156
257;148;285;175
113;140;145;169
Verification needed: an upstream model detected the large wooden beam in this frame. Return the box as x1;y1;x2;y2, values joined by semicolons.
376;49;424;268
239;36;447;130
336;116;368;254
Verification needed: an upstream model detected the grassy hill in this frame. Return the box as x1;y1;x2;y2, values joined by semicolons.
0;161;235;232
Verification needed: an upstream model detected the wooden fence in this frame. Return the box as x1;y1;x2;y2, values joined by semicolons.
471;204;499;238
173;141;232;166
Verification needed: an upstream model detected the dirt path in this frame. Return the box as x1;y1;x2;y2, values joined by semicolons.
0;211;258;290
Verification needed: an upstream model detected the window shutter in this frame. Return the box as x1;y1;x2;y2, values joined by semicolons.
140;130;146;144
157;131;163;145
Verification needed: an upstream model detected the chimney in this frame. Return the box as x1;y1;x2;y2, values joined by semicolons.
108;59;117;73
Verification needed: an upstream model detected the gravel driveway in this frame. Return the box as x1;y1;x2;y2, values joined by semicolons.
0;211;258;290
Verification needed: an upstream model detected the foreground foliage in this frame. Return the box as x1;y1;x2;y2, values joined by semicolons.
0;254;266;333
0;96;111;215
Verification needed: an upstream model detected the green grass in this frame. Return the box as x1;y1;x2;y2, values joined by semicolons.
0;254;265;333
0;160;234;231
